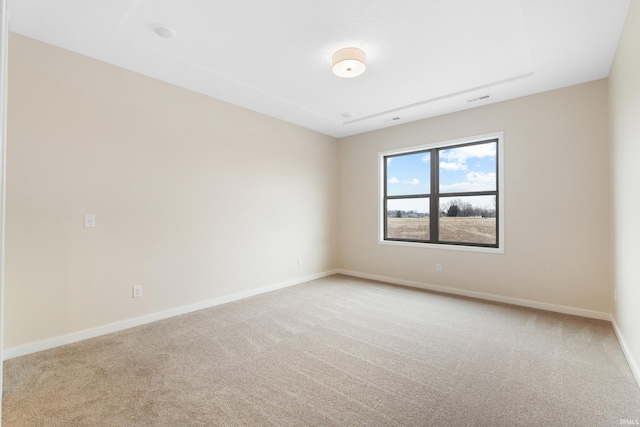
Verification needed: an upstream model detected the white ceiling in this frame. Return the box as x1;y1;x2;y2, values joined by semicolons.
7;0;631;138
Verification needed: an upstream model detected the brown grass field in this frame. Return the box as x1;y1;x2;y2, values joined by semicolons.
386;217;496;244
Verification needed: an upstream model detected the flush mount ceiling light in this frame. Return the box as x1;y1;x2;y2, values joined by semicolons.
332;47;366;78
153;24;176;39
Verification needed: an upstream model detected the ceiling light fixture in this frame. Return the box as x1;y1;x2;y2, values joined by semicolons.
332;47;366;78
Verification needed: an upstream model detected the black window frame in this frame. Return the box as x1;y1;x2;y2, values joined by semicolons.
381;135;503;251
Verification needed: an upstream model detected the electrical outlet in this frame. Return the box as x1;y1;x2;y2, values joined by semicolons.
84;214;95;228
297;257;303;267
436;263;442;272
132;285;142;298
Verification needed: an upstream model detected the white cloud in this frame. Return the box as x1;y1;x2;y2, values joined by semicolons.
439;172;495;198
439;143;496;171
440;180;494;193
388;177;400;184
421;154;430;164
466;171;495;184
440;161;467;171
441;143;496;163
404;178;420;185
440;172;496;193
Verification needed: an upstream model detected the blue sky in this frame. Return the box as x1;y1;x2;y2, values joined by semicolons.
386;141;496;212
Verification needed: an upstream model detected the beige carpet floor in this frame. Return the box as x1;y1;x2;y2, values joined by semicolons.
3;274;640;426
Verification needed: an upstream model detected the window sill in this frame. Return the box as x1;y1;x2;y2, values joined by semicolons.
379;239;504;254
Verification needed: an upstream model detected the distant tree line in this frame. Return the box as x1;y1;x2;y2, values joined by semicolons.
441;198;496;218
388;198;496;219
388;210;428;219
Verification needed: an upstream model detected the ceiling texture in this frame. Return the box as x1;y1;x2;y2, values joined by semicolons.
7;0;632;138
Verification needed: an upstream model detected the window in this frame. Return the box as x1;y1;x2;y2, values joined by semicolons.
380;132;504;252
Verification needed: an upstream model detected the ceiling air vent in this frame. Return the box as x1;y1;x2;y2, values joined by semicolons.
467;93;492;103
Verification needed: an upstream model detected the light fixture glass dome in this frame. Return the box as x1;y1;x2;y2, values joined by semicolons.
332;47;366;78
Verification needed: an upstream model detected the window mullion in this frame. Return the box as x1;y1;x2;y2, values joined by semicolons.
430;149;438;242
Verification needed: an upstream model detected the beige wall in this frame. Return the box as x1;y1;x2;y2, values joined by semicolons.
3;30;623;357
338;80;613;313
5;34;337;349
609;0;640;381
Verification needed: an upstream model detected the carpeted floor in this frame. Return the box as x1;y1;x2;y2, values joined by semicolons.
3;275;640;426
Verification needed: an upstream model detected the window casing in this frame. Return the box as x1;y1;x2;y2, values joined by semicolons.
379;132;504;253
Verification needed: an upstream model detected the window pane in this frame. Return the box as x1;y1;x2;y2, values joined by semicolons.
386;198;430;240
386;151;430;196
439;196;496;244
439;141;496;193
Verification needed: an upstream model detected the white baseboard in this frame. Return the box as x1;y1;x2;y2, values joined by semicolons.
3;270;339;360
610;316;640;389
336;269;612;321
